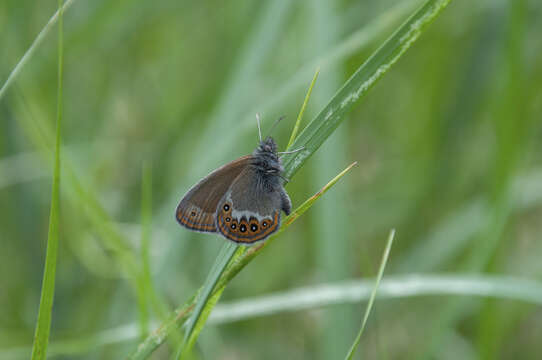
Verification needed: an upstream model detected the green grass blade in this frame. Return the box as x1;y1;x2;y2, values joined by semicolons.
286;68;319;150
177;242;239;359
210;274;542;324
137;161;152;339
281;0;453;179
30;1;64;359
127;302;195;360
344;229;395;360
0;0;76;102
213;274;542;323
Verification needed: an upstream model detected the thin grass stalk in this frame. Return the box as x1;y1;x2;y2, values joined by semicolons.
345;230;395;360
177;242;239;359
30;1;64;359
286;68;319;150
0;0;76;101
138;162;153;339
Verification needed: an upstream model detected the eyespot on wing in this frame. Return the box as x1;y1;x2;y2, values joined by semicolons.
216;203;280;244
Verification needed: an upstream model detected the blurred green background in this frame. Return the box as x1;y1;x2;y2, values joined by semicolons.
2;0;542;359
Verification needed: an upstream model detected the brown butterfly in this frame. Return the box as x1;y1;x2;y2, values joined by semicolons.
175;115;302;244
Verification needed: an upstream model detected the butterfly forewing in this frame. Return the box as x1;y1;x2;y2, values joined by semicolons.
176;156;252;233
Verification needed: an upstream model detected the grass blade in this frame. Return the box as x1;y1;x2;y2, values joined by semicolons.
138;162;152;339
30;1;64;359
127;303;195;360
286;68;319;150
211;274;542;324
177;242;239;359
281;0;453;179
0;0;76;102
283;162;357;226
345;229;395;360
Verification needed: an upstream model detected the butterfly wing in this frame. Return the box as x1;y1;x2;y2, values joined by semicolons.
215;167;286;244
176;156;252;233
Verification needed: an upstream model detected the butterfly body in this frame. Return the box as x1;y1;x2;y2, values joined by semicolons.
176;137;291;244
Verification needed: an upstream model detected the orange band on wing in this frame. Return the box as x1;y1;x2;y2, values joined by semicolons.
217;210;279;243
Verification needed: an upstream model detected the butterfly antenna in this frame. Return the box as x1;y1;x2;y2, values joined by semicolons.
265;115;285;139
256;113;262;142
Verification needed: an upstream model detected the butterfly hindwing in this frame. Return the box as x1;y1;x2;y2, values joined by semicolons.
176;156;252;233
215;166;283;243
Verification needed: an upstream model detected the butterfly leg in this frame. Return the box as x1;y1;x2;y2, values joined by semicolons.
280;187;291;215
278;174;290;184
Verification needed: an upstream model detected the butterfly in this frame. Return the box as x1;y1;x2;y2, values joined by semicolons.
175;115;302;244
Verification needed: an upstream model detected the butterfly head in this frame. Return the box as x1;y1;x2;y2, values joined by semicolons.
252;136;283;174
